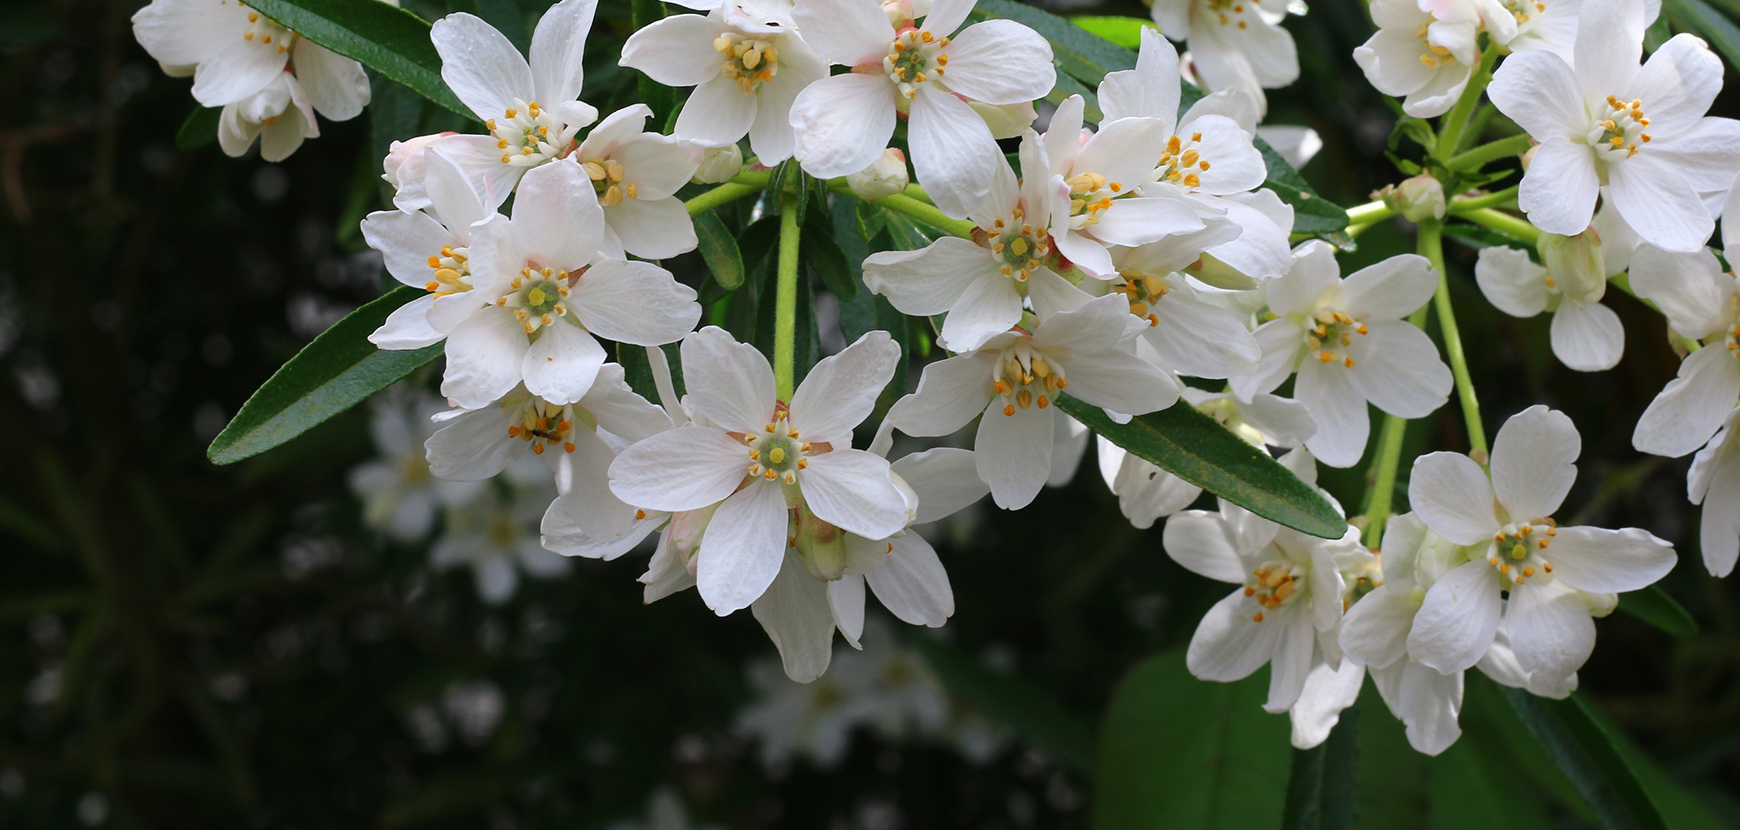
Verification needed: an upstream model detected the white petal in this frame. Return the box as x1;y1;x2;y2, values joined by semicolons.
1406;559;1502;674
191;34;288;107
1473;246;1549;318
1338;254;1435;320
976;402;1055;509
1338;585;1416;668
674;73;759;146
800;449;910;540
371;295;446;350
827;576;866;647
1289;659;1364;749
513;160;607;269
1265;615;1317;712
1545;525;1676;593
1607;153;1718;254
529;0;597;104
1346;322;1452;419
1187;589;1285;682
907;86;1002;220
1518;139;1599;236
1505;579;1596;687
520;322;605;405
608;426;753;511
1097;28;1180;124
1055;348;1178;418
442;310;529;409
620;14;728;86
1632;346;1740;458
1296;361;1370;469
790;73;898;179
572;259;701;345
1489;49;1585;140
426;407;520;480
863;237;1001;317
937;273;1024;353
791;0;895;63
750;549;837;680
886;354;995;438
680;326;777;432
698;482;790;614
1144;292;1259;379
292;41;370;121
1371;662;1463;756
867;532;955;626
1409;452;1500;545
791;331;901;445
892;447;988;524
1161;510;1251;583
1490;404;1580;521
1626;245;1732;340
936;20;1056;105
431;12;534;121
922;0;976;35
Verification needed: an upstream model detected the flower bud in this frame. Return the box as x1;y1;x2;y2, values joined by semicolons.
794;502;848;582
847;148;909;202
1389;174;1446;222
1538;230;1607;304
690;144;744;184
382;132;453;189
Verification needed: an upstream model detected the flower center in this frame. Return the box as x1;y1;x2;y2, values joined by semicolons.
1113;270;1171;327
1490;519;1557;585
1413;23;1458;69
1243;560;1306;622
1205;0;1256;30
424;244;473;298
1065;171;1123;229
1588;96;1651;161
1500;0;1548;24
715;32;781;94
242;9;297;56
991;344;1066;416
487;100;573;167
1158;133;1211;190
884;28;949;98
985;207;1051;283
1304;308;1367;369
504;396;597;455
497;267;574;334
745;416;812;484
580;157;633;206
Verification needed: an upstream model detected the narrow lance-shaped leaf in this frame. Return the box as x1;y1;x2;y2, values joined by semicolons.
1281;711;1359;830
208;286;442;465
694;211;746;291
1497;686;1670;830
1617;585;1699;638
176;106;220;151
966;0;1135;88
1056;397;1346;539
1070;15;1153;49
239;0;471;117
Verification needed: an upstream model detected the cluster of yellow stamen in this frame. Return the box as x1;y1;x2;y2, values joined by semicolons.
424;245;473;298
991;346;1066;417
581;157;634;206
1592;96;1651;160
884;29;949;99
1158;133;1210;190
715;32;780;94
1305;308;1367;369
1112;270;1171;327
1502;0;1548;24
505;397;595;455
1243;561;1304;622
1065;171;1122;230
1489;519;1557;584
242;9;296;55
1413;23;1457;69
987;208;1052;282
1208;0;1254;30
497;267;573;334
487;100;569;167
743;417;812;485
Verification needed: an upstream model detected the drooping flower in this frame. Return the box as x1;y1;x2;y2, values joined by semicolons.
216;73;320;162
1472;232;1625;372
1488;0;1740;251
620;5;826;163
1148;0;1299;118
1406;406;1676;686
571;105;704;259
431;471;571;604
608;328;911;616
1233;242;1451;468
1354;0;1480;118
133;0;371;116
1687;407;1740;577
787;0;1055;217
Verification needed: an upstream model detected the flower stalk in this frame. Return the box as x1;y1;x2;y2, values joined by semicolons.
1419;219;1487;456
774;192;803;401
1446;133;1533;172
685;170;772;216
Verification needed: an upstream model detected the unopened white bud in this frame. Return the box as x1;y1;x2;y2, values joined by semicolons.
1539;230;1607;304
847;148;909;202
1390;174;1446;223
382;132;453;189
690;144;744;184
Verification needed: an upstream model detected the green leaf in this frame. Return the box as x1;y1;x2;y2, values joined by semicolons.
803;211;855;302
1093;649;1289;829
1666;0;1740;73
694;211;746;291
967;0;1136;88
1497;687;1669;830
1444;221;1534;253
175;106;220;151
1256;135;1349;236
1283;709;1358;830
1071;15;1153;48
907;634;1094;773
1618;585;1699;638
1056;397;1345;539
239;0;471;118
208;287;442;465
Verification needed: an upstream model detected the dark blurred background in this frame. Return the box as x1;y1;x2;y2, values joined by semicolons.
2;0;1737;827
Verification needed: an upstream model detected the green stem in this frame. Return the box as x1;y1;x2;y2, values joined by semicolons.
1459;207;1540;246
1448;185;1519;213
1457;103;1497;155
1362;413;1410;547
774;194;802;402
684;170;772;216
1446;134;1534;172
1420;220;1488;457
1346;199;1395;227
1434;47;1499;163
826;180;976;238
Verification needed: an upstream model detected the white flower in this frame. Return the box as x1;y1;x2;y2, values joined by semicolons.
133;0;370;116
1473;234;1624;372
431;477;572;604
216;74;319;162
428;159;702;410
427;0;602;208
1494;0;1583;57
620;6;826;163
886;295;1176;509
693;144;746;183
608;329;911;616
1163;496;1371;714
572;105;704;259
1688;407;1740;577
348;391;484;542
1097;250;1261;379
382;132;458;203
1234;243;1451;467
1354;0;1480;118
364;149;492;351
1406;405;1676;686
787;0;1055;217
1149;0;1299;118
1489;0;1740;252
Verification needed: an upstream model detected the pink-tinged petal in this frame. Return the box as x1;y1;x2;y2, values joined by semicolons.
868;533;954;626
1409;452;1501;545
425;406;520;480
620;14;729;86
431;12;534;121
800;449;909;539
750;550;836;680
513;160;607;268
1518;139;1599;236
1545;525;1676;593
699;482;790;614
371;294;445;350
293;41;370;121
1607;153;1717;254
1473;246;1549;318
937;273;1024;353
674;73;760;146
790;73;899;179
1505;579;1596;687
790;331;901;445
938;20;1056;104
609;425;754;511
907;86;1002;220
422;134;525;211
529;0;598;104
1346;322;1452;419
605;196;699;259
362;209;452;288
975;401;1054;509
1490;405;1580;520
521;322;605;405
1188;589;1287;682
791;0;895;64
1296;361;1370;469
1406;559;1502;673
1337;253;1434;320
681;326;777;431
862;237;997;316
442;310;530;409
887;354;996;437
1161;510;1250;583
1633;346;1740;458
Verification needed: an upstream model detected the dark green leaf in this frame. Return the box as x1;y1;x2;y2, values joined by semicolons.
630;0;675;119
1050;69;1104;122
1256;135;1349;236
1283;709;1358;830
176;106;220;151
1444;221;1534;253
1618;585;1699;638
1071;15;1153;48
368;72;426;178
1666;0;1740;72
1093;649;1289;829
1497;686;1669;830
1056;398;1345;539
694;211;746;291
908;634;1094;773
967;0;1136;88
240;0;471;118
804;211;855;302
208;287;442;465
